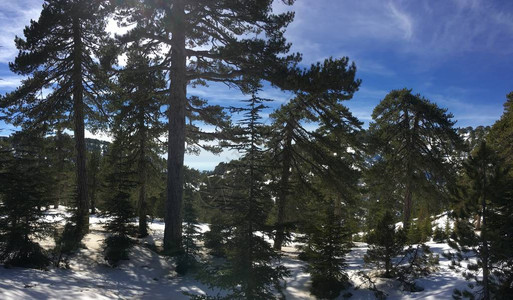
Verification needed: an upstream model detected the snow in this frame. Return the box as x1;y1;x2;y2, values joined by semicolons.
0;207;473;299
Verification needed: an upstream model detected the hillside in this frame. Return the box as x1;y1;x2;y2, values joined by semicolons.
0;208;473;300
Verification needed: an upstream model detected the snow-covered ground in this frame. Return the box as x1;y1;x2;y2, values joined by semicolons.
0;208;472;299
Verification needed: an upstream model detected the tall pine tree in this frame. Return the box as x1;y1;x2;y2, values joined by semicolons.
109;43;167;237
268;57;362;250
199;94;287;299
368;89;463;228
115;0;300;252
450;142;513;300
488;92;513;172
1;0;114;237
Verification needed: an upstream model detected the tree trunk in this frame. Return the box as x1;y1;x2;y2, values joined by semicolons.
163;0;186;253
138;124;148;237
54;129;64;209
273;120;293;250
72;15;89;234
90;170;98;214
481;172;490;300
90;176;96;214
138;181;148;237
403;184;413;228
402;111;419;229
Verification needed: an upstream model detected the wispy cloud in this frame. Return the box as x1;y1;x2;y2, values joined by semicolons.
277;0;513;65
356;59;396;77
387;2;413;40
0;0;43;63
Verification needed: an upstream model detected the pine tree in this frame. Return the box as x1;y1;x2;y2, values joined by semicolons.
365;211;438;293
87;148;102;214
449;142;513;300
199;94;287;299
1;0;114;237
101;138;137;267
488;92;513;171
364;211;406;278
367;89;463;228
0;131;55;268
297;189;353;299
175;188;201;275
49;129;75;208
115;0;300;252
268;57;361;250
109;43;167;237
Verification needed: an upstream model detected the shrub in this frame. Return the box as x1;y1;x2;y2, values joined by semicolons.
104;235;133;266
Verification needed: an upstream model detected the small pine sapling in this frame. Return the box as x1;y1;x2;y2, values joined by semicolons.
364;211;406;278
0;132;54;268
101;141;137;267
299;200;352;299
176;194;201;275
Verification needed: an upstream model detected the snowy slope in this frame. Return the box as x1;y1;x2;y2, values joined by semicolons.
0;208;472;299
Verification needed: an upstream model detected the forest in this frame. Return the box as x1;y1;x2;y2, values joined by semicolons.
0;0;512;299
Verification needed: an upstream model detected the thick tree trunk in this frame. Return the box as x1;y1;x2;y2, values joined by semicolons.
273;121;293;250
402;111;419;229
72;15;89;234
163;0;186;253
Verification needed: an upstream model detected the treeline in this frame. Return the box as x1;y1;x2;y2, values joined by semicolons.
0;0;512;299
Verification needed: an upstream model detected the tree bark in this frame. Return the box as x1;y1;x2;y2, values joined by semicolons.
72;15;89;234
403;184;413;228
90;175;96;214
163;0;187;253
481;168;490;300
273;120;293;250
54;129;64;209
402;111;419;229
138;121;148;237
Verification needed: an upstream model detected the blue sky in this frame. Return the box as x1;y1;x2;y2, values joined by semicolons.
1;0;512;169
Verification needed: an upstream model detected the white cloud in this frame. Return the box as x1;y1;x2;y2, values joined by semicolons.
387;2;413;40
0;76;22;88
0;0;43;63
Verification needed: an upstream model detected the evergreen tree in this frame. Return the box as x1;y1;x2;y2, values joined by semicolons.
407;208;433;245
297;189;353;299
109;43;167;237
364;211;406;278
458;126;490;153
488;92;513;170
49;129;75;209
449;142;513;300
433;217;451;243
115;0;300;252
101;138;137;267
201;170;233;257
1;0;114;237
199;94;287;299
175;189;201;275
0;131;55;268
367;89;463;228
87;148;102;214
268;57;362;250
